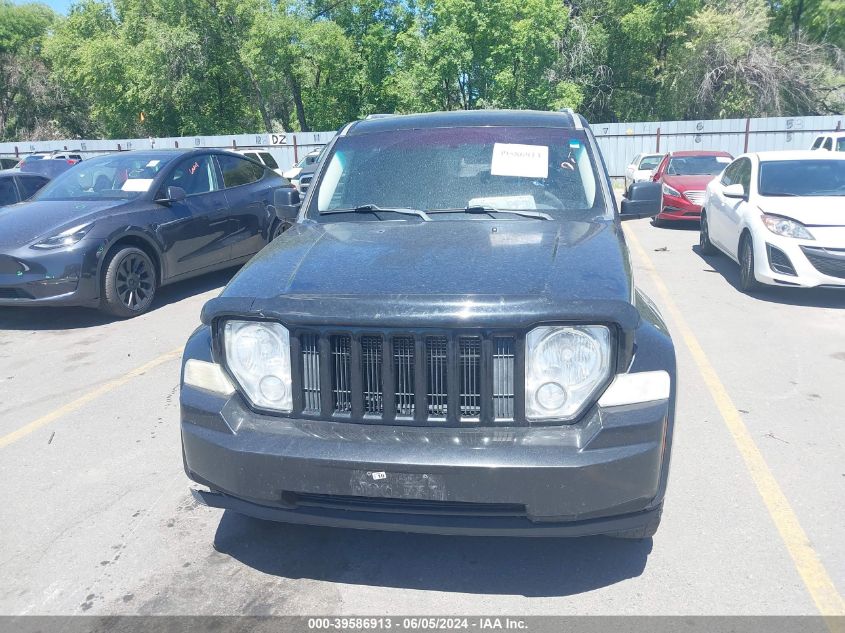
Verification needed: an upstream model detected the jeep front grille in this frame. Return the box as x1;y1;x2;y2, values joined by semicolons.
292;330;521;426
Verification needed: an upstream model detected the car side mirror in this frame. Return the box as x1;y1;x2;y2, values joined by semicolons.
620;181;662;220
274;187;301;221
723;183;746;200
156;186;186;205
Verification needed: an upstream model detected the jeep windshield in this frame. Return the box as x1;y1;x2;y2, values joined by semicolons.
309;127;609;221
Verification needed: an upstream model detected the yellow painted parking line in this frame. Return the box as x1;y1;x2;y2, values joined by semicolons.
0;347;183;450
625;225;845;619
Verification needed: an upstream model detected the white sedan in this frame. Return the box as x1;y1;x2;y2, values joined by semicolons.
700;150;845;291
624;152;664;190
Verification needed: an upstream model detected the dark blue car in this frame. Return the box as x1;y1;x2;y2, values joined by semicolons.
0;149;292;317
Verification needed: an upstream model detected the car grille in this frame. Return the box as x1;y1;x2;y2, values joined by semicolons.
683;190;705;206
299;174;313;191
291;330;520;426
801;246;845;279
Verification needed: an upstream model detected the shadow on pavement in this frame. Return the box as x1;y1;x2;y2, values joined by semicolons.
213;511;653;597
693;245;845;309
651;219;699;231
0;267;239;331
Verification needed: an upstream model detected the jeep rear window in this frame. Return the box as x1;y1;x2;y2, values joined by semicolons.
309;127;608;220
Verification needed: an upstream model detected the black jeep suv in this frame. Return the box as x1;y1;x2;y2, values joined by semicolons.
180;109;674;538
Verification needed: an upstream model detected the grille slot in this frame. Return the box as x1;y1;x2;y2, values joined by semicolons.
0;288;27;299
394;336;415;417
493;337;515;419
426;337;448;416
331;335;352;413
301;333;321;413
459;338;482;418
361;336;383;414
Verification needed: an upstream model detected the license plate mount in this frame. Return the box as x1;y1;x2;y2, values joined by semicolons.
350;470;446;501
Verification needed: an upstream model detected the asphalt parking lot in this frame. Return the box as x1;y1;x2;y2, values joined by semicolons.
0;217;843;616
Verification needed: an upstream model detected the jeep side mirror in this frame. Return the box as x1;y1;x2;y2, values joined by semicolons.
620;181;662;220
723;183;746;200
155;185;186;205
274;187;301;221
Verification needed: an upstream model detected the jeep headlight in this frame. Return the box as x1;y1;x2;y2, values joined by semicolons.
525;325;612;421
223;320;292;412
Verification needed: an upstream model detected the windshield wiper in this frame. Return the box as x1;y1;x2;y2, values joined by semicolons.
428;205;552;220
321;204;430;221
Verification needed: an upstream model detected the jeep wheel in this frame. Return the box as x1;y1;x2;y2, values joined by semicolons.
101;246;157;318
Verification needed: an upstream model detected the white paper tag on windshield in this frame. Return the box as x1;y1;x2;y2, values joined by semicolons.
716;156;731;164
490;143;549;179
121;178;154;192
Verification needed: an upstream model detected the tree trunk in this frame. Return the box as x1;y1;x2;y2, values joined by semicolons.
285;69;309;131
792;0;804;39
246;68;273;133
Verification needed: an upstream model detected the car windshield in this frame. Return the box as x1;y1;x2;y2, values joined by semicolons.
35;153;176;201
310;127;607;220
639;156;662;170
759;159;845;197
668;155;730;175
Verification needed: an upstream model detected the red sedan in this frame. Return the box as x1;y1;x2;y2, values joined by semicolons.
652;150;733;223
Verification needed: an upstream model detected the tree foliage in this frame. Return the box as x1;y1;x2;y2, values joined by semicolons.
0;0;842;140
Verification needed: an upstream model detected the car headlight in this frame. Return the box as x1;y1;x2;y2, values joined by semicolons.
662;183;681;198
31;223;93;249
223;320;292;412
761;213;814;240
525;325;612;421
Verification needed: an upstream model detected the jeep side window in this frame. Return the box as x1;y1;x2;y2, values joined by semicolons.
822;137;833;151
811;136;824;150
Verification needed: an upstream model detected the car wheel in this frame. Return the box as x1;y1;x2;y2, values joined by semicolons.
607;507;662;540
101;246;157;318
271;220;288;240
699;212;718;255
738;234;761;293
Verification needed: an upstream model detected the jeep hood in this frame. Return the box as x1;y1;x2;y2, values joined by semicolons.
203;219;639;331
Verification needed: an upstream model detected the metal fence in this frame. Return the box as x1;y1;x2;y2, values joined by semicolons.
592;115;843;180
1;115;842;180
0;131;336;173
